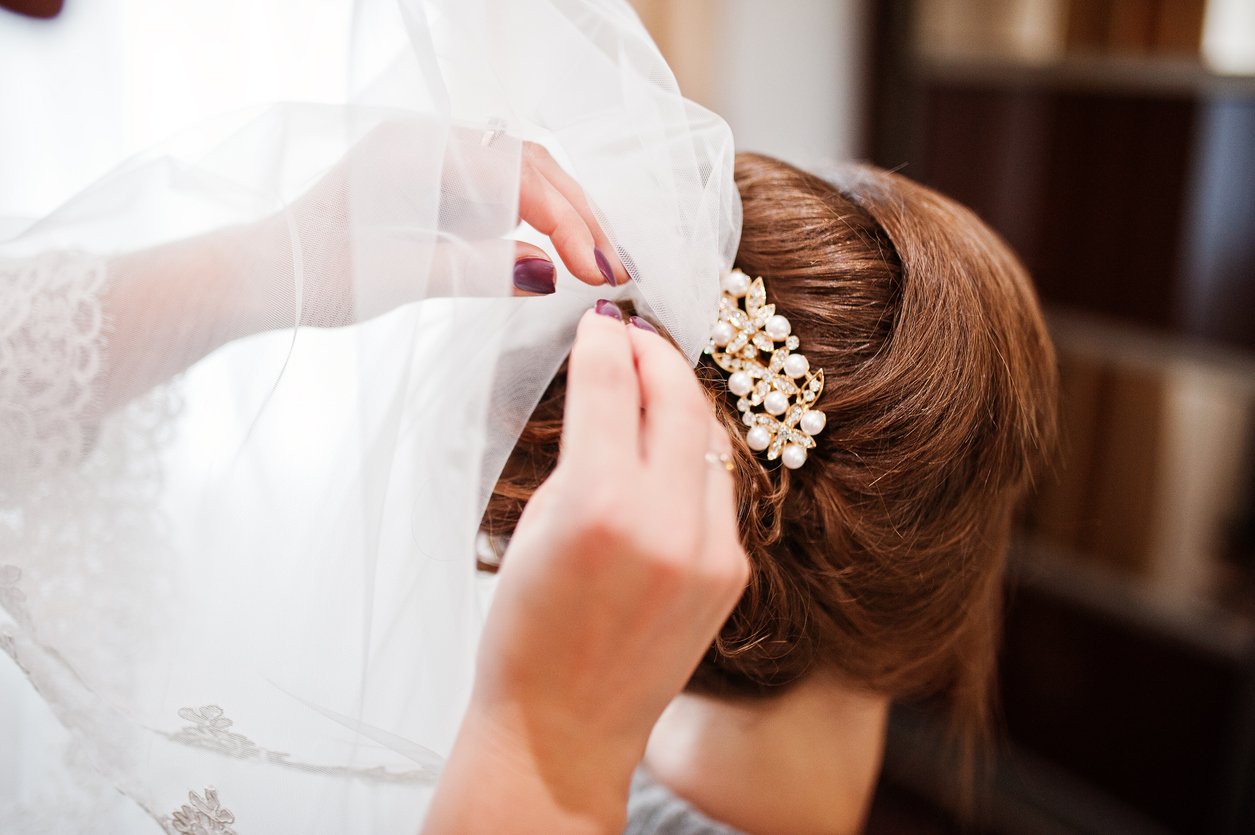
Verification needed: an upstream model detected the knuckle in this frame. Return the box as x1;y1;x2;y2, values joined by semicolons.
517;161;543;195
642;550;690;592
570;494;630;544
727;551;751;589
646;528;701;569
578;356;633;396
673;391;710;430
551;205;588;242
700;544;750;591
706;420;734;456
522;141;553;167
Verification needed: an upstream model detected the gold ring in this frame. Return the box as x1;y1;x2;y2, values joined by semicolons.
704;451;734;472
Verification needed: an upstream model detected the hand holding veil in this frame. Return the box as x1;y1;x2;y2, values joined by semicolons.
0;1;739;831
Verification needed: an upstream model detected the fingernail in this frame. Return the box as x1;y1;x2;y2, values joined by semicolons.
595;248;616;286
628;315;658;334
594;299;623;320
513;258;556;295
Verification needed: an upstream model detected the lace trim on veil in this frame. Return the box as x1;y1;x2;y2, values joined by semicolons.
0;251;107;503
1;251;183;831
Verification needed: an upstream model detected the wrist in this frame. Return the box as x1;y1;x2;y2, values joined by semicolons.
427;699;635;834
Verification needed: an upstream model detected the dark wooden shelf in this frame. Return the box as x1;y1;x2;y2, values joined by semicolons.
868;7;1255;831
917;55;1255;98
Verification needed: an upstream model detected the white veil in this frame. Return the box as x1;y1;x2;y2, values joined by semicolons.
0;1;739;831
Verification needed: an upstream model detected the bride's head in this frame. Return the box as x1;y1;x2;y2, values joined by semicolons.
485;152;1057;739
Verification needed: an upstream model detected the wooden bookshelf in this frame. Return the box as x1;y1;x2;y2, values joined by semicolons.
917;54;1255;97
869;3;1255;833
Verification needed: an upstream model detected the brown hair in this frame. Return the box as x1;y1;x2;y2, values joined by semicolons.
483;153;1057;771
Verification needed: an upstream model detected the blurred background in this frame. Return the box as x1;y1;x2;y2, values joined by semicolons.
633;1;1254;833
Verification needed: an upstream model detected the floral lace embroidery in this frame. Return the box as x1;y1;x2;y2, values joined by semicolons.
0;252;185;831
163;787;237;835
167;705;439;784
172;706;262;759
0;248;179;697
0;251;107;504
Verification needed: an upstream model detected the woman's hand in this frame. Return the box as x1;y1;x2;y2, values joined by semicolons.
423;303;749;833
269;122;628;311
100;120;626;410
430;126;631;294
513;140;630;291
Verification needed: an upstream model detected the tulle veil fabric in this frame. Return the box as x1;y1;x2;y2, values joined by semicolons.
0;1;739;831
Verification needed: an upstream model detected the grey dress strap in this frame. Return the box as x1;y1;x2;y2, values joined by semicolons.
624;769;744;835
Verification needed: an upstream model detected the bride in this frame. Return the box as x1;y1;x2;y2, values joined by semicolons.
444;153;1058;833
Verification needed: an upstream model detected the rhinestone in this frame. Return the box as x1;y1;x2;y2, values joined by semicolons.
767;434;785;459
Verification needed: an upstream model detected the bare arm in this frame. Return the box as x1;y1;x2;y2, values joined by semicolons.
91;131;627;413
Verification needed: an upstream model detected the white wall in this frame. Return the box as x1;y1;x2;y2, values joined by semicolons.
711;0;869;168
634;0;869;169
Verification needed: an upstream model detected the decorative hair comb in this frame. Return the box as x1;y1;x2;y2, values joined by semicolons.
706;269;826;469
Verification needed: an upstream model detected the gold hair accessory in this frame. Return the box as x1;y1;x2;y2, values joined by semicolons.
706;269;826;469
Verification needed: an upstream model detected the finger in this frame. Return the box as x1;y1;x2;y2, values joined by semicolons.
519;160;606;287
699;414;749;598
627;320;710;504
560;304;640;475
511;242;556;297
525;144;630;286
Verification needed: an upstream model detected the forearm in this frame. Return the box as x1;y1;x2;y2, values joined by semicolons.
99;214;329;411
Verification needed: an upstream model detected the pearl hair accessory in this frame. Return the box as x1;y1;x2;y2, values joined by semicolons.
706;269;827;469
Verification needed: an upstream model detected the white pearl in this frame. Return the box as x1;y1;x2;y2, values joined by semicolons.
800;409;827;436
746;426;771;451
764;390;789;416
711;321;735;346
781;444;808;469
764;315;791;341
722;271;749;297
728;371;753;397
783;353;810;378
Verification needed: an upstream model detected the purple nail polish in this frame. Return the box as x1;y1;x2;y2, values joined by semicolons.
513;258;556;295
628;315;658;334
595;249;616;286
594;299;623;320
